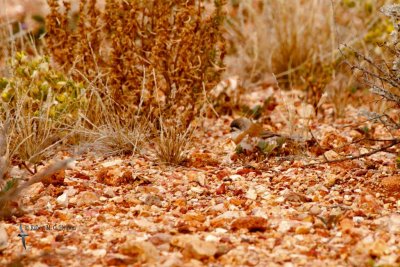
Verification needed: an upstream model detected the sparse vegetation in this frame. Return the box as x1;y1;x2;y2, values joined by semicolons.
224;0;392;115
353;4;400;111
1;1;400;266
155;120;193;165
343;3;400;154
77;98;151;156
0;52;84;168
0;122;72;219
225;0;335;86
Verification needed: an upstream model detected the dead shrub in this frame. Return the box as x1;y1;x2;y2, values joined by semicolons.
346;4;400;166
46;0;226;127
345;4;400;118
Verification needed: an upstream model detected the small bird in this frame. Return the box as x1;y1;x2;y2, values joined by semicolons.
18;224;28;250
230;118;284;151
230;117;281;144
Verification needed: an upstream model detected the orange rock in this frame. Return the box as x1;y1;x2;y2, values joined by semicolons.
382;175;400;192
231;216;268;232
187;213;206;222
359;194;382;213
229;197;245;206
295;225;311;234
339;218;354;234
119;240;159;263
216;183;226;195
42;169;65;186
210;217;230;228
216;170;230;180
183;238;217;260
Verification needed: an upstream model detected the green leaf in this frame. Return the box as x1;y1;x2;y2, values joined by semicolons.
1;178;18;193
235;145;244;154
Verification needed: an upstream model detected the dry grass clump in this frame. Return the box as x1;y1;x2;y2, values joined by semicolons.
0;52;85;169
0;122;72;219
83;117;150;157
224;0;392;118
155;120;193;165
46;0;226;127
77;95;151;156
225;0;390;87
225;0;335;86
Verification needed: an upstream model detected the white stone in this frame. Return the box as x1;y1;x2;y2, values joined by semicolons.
205;234;220;242
245;187;257;200
0;224;8;251
229;174;242;181
216;211;244;220
191;187;204;194
215;228;228;234
353;216;364;223
197;173;206;187
56;192;69;207
101;159;123;167
89;249;107;257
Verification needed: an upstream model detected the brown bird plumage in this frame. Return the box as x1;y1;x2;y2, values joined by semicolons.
230;118;281;145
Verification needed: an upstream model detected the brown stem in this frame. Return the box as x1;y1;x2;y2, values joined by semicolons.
304;139;400;167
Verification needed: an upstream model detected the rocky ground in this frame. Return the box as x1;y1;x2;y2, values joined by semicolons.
1;0;400;265
1;86;400;267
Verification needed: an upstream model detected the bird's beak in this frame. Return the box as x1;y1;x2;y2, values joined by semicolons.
230;126;241;133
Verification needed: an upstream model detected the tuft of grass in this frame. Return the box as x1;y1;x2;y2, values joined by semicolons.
324;73;355;118
225;0;335;86
78;98;151;156
0;52;85;170
224;0;393;117
155;120;193;165
88;118;150;157
0;121;10;181
226;0;391;85
0;122;73;219
223;0;393;124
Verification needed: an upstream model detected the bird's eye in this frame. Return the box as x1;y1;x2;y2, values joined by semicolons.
230;127;238;132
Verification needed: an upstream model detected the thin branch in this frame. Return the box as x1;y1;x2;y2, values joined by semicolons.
370;85;400;105
21;162;35;175
304;138;400;167
308;128;329;162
